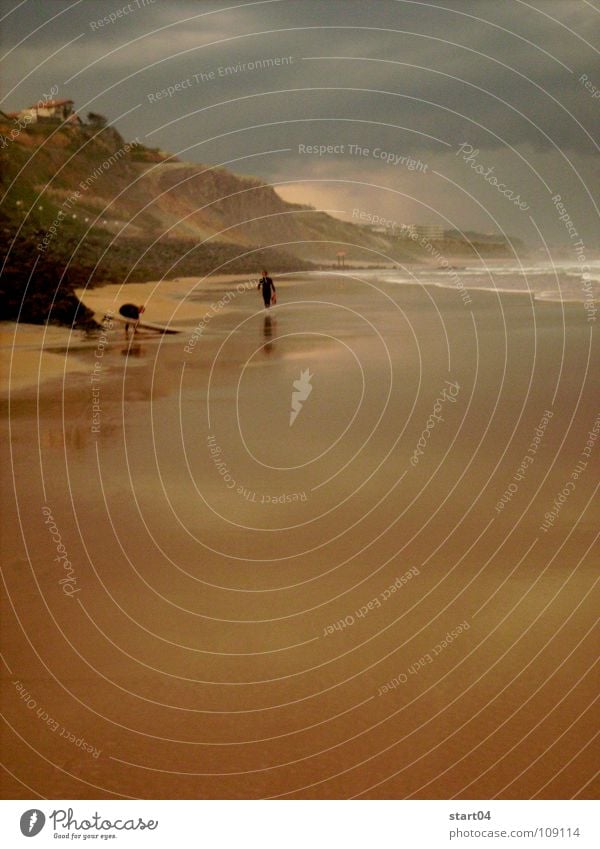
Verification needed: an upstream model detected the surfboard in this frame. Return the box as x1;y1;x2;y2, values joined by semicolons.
106;314;181;335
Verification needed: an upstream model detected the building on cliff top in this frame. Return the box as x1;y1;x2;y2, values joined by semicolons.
8;98;82;125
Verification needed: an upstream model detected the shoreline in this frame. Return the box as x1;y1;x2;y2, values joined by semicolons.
0;275;259;395
2;263;595;396
1;264;597;799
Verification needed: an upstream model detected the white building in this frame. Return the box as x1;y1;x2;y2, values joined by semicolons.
17;99;78;123
414;224;445;241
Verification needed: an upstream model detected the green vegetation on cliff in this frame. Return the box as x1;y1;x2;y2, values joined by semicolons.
0;118;523;327
0;121;313;326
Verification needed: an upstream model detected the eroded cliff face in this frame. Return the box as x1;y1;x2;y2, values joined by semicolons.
0;123;317;327
0;119;519;326
1;121;393;263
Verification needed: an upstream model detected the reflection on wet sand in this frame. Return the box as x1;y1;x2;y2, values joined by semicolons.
121;343;145;358
1;274;598;800
262;314;276;355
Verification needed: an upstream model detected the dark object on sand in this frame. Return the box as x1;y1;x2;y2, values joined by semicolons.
119;303;142;320
118;303;145;335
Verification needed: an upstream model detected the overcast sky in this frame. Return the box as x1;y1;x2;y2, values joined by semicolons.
1;0;599;248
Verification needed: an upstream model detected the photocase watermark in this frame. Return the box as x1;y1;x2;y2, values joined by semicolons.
206;435;307;503
147;56;294;102
48;809;158;835
237;486;307;504
551;194;597;322
377;620;470;695
90;311;114;434
290;368;313;426
579;73;600;100
41;505;80;596
37;138;141;253
89;0;156;30
323;566;420;637
351;207;472;306
184;279;256;355
298;142;427;171
456;143;530;211
495;409;553;513
36;188;80;254
13;680;101;758
408;231;473;306
409;380;461;466
539;411;599;532
20;810;45;837
79;137;141;191
0;85;58;150
352;208;405;233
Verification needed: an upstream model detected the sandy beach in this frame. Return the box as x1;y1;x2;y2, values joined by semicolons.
0;269;597;799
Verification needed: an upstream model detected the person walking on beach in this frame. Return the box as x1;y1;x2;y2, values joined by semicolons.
119;303;145;336
257;270;276;308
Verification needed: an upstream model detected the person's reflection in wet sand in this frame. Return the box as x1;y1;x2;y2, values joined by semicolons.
121;342;145;358
263;314;276;354
119;341;171;401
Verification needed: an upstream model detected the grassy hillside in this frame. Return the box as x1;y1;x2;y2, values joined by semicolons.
0;121;396;262
0;123;317;326
0;119;522;327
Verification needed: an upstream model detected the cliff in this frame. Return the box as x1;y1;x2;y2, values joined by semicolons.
0;119;521;327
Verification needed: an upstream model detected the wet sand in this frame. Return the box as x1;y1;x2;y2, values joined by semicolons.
0;272;598;799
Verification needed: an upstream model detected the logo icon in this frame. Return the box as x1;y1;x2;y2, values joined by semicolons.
20;810;45;837
289;368;313;426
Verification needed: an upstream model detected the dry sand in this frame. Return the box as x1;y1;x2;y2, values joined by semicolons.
0;276;254;395
1;272;598;799
75;275;248;324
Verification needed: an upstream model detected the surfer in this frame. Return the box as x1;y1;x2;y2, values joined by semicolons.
257;270;276;309
119;303;145;336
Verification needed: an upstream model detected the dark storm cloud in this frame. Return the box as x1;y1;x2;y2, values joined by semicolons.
1;0;598;243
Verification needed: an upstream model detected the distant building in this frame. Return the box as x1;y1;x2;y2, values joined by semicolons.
12;98;81;124
398;224;417;239
414;224;445;241
394;224;445;241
